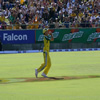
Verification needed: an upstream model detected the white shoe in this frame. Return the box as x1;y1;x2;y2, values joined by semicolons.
35;68;38;78
41;73;48;78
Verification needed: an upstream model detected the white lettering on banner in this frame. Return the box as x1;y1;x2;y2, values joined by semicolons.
62;31;84;41
38;35;44;41
52;32;59;38
3;33;27;41
38;32;59;41
87;32;100;41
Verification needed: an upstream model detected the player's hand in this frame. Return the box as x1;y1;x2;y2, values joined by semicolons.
48;31;52;35
51;38;54;41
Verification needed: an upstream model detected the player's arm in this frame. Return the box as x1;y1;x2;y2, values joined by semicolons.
49;31;54;41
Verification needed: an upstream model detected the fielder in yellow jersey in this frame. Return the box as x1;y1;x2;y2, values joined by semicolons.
35;28;54;78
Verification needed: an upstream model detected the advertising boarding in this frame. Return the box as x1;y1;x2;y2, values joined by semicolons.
0;30;35;44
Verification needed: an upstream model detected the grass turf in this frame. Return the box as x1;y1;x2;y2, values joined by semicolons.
0;51;100;100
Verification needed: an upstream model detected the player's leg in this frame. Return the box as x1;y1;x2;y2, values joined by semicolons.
37;52;47;72
35;52;47;77
42;54;51;76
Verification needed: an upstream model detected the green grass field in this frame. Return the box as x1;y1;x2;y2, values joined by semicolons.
0;51;100;100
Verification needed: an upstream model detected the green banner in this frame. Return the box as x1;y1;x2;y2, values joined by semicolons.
36;28;100;43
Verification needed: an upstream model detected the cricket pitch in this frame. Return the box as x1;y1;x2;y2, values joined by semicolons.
0;75;100;84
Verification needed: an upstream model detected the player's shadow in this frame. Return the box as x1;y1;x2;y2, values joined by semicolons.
48;75;100;80
48;77;64;80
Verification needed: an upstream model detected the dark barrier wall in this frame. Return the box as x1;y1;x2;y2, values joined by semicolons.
0;30;35;44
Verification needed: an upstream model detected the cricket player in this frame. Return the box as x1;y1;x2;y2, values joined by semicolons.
35;28;54;78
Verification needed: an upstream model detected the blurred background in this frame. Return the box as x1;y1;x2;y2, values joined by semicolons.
0;0;100;51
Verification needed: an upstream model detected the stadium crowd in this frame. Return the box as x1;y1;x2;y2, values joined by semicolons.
0;0;100;29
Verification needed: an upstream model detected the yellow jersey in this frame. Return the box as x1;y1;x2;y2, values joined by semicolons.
43;35;51;53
